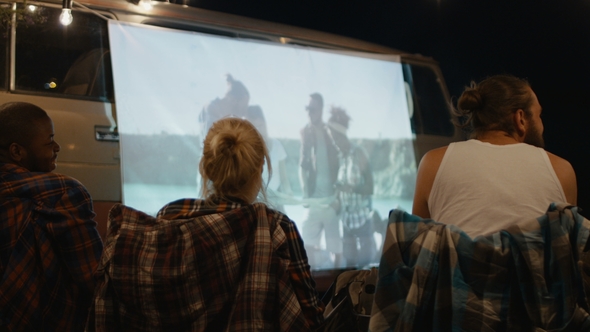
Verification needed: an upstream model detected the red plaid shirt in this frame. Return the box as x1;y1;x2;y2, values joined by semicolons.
0;163;103;331
88;198;324;331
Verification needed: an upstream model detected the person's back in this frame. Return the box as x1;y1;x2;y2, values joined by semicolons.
412;75;577;237
87;117;324;331
0;102;103;331
428;140;566;236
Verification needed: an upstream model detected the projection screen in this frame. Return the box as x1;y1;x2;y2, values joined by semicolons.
109;20;417;270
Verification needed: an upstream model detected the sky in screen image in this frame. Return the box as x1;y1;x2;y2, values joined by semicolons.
109;21;412;141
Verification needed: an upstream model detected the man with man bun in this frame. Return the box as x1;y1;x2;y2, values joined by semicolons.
412;74;577;237
0;102;103;331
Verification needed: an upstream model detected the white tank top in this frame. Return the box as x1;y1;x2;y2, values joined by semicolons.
429;140;567;237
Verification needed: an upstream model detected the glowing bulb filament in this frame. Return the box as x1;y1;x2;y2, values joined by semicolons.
140;0;152;10
60;8;73;25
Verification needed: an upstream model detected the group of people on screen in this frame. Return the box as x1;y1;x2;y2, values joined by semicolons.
0;73;578;330
199;75;378;269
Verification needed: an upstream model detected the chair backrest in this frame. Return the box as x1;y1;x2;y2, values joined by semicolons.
369;205;590;332
88;202;316;331
322;268;378;332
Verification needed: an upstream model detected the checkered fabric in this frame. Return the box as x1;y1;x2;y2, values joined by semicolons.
87;198;324;331
370;203;590;331
0;163;103;332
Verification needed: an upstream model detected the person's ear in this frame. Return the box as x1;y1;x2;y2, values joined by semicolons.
7;143;26;162
514;109;527;137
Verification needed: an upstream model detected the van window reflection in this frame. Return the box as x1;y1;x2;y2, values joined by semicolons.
12;5;113;100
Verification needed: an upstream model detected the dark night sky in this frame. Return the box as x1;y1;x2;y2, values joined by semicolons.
193;0;590;215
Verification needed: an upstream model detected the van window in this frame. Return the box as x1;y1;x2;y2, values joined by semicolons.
0;2;17;90
404;63;455;137
5;3;113;100
0;22;6;90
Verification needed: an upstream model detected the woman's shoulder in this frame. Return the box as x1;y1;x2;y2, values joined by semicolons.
251;202;294;223
252;202;282;215
157;198;211;219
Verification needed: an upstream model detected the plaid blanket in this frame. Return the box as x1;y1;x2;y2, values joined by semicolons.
370;203;590;331
0;163;102;331
87;199;323;331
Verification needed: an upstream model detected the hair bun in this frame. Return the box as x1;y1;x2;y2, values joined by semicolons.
457;87;483;114
212;131;240;157
199;117;269;203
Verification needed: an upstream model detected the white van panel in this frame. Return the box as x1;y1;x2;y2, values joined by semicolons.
0;92;121;202
0;93;118;163
55;162;121;201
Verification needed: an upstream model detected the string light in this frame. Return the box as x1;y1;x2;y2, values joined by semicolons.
60;0;73;25
139;0;152;10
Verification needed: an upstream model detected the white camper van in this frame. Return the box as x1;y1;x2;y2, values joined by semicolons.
0;0;462;277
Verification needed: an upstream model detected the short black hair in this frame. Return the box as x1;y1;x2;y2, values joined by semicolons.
0;102;49;148
309;93;324;110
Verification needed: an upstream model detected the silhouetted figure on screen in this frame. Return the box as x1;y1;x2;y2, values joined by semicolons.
246;105;293;212
299;93;342;268
327;106;376;268
198;74;250;137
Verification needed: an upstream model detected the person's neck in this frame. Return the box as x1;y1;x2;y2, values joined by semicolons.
475;131;522;145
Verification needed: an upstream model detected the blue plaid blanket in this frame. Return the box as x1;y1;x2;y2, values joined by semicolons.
370;203;590;331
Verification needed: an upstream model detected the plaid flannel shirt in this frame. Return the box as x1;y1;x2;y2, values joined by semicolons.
0;163;103;331
88;198;324;331
370;203;590;331
337;145;372;230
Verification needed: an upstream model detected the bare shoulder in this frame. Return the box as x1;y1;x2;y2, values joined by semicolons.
419;146;448;171
416;146;449;187
546;151;576;178
412;146;448;218
545;151;577;205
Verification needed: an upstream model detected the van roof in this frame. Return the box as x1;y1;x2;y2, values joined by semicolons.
38;0;436;61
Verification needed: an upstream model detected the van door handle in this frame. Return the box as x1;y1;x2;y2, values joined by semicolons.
95;125;119;142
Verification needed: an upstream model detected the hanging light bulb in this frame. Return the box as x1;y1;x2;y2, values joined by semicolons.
139;0;152;10
60;0;73;25
60;8;73;25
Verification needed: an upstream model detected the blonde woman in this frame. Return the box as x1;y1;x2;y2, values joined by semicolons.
88;117;324;331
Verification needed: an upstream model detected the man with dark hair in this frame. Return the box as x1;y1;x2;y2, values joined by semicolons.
299;93;342;268
0;102;103;331
412;75;577;237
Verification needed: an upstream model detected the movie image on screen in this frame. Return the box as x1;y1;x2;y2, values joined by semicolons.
109;20;418;270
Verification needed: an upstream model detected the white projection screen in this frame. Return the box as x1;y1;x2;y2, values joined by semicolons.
109;20;417;270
